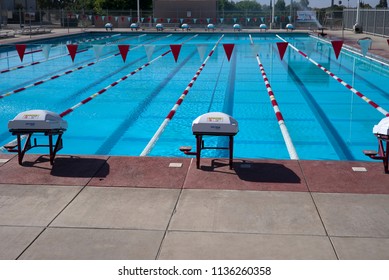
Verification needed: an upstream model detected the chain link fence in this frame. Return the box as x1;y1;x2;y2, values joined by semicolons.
0;8;315;30
1;7;388;37
344;8;389;37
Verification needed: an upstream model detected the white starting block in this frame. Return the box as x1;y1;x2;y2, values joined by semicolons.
6;110;67;165
180;112;238;169
363;117;389;173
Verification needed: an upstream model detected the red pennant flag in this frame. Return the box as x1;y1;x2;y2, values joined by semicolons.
387;39;389;46
276;42;288;60
66;44;78;62
331;40;344;59
223;44;235;61
170;44;182;62
118;45;130;62
16;44;27;62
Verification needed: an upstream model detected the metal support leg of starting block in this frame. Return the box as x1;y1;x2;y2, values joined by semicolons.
195;135;234;169
11;132;64;165
363;136;389;174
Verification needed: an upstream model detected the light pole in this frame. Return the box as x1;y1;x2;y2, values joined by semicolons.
354;0;361;33
137;0;140;24
290;0;293;24
356;0;361;23
271;0;275;29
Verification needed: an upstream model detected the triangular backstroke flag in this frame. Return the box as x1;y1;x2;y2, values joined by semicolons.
223;44;235;62
41;44;52;60
66;44;78;62
16;44;27;62
331;40;343;59
93;45;105;60
144;45;156;61
118;45;130;62
170;44;182;62
276;42;288;60
358;39;371;56
196;44;208;61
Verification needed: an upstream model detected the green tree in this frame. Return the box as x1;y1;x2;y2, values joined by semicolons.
359;1;372;8
376;0;388;8
218;0;236;11
37;0;77;9
102;0;152;10
275;0;286;11
235;0;262;11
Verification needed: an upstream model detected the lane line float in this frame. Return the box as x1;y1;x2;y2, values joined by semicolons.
140;34;225;156
276;34;389;117
255;53;299;159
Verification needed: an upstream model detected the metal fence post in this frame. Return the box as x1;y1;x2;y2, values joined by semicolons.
373;8;377;35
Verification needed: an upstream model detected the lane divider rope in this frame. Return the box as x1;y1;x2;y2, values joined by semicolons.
276;34;389;117
251;34;298;159
0;35;168;100
59;52;168;117
140;34;224;157
0;34;195;152
312;34;389;68
59;34;197;118
256;53;299;160
0;34;122;74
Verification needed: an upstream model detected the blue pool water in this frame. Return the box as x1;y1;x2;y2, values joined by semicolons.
1;32;388;161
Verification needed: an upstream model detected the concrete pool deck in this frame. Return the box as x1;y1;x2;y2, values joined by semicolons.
0;154;388;260
0;28;389;260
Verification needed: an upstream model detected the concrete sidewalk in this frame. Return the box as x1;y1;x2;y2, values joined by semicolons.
0;155;388;260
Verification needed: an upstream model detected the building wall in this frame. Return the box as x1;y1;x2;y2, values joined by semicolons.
154;0;217;20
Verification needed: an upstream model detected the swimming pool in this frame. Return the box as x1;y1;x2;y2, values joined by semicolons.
1;32;388;161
